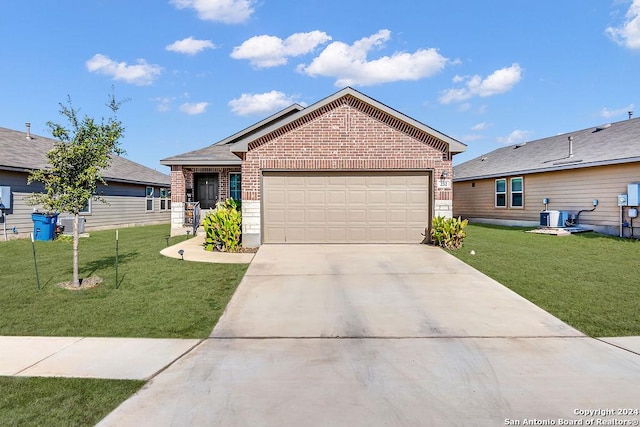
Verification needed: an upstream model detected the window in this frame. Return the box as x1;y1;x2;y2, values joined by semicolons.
510;177;523;208
495;179;506;207
80;199;91;215
146;186;154;212
229;173;241;201
160;188;171;211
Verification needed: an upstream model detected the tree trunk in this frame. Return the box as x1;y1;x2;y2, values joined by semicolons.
73;213;80;287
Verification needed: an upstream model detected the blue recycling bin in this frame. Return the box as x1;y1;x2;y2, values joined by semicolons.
32;212;59;241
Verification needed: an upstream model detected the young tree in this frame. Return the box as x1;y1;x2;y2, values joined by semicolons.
28;93;125;287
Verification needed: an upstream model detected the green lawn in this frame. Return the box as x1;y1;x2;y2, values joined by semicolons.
450;224;640;337
0;377;144;426
0;224;248;338
0;224;248;425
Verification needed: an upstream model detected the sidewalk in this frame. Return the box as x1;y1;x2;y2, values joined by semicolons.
0;336;201;380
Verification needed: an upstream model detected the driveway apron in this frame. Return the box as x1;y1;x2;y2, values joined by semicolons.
99;244;640;426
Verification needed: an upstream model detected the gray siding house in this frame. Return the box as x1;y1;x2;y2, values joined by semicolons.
0;125;171;240
453;117;640;237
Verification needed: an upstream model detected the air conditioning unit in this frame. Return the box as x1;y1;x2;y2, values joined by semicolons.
540;210;570;227
58;217;86;235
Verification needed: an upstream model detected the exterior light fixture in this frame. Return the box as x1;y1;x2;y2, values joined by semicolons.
178;249;184;260
441;170;449;179
165;236;170;247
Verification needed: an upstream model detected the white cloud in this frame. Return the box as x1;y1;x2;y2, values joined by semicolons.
231;31;331;68
228;91;300;116
179;102;209;115
460;134;484;142
471;122;491;131
606;0;640;49
497;129;531;145
155;97;175;112
600;104;634;119
439;64;523;104
86;54;162;86
170;0;255;24
298;29;448;86
166;37;216;55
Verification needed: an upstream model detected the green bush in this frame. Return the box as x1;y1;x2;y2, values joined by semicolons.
203;198;242;252
430;216;468;250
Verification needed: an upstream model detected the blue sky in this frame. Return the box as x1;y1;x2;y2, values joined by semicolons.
1;1;639;171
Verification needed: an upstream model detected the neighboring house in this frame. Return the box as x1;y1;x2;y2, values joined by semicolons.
0;125;171;240
161;87;466;246
453;117;640;237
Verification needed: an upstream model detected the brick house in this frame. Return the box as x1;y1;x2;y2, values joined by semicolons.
161;87;466;246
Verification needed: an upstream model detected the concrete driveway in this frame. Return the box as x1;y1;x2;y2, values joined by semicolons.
100;244;640;426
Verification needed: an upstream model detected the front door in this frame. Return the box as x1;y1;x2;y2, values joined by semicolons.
196;174;219;209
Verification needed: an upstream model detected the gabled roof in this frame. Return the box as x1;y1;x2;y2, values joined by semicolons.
161;87;466;166
0;126;170;186
454;117;640;182
160;104;304;166
230;87;466;154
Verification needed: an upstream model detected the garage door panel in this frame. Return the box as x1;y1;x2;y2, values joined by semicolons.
306;176;325;186
368;209;387;223
287;190;305;205
306;190;326;205
327;209;347;223
368;191;387;204
265;189;285;204
408;190;428;204
327;228;347;241
306;209;326;222
265;208;285;222
263;172;430;243
347;228;367;241
347;209;366;222
389;191;407;204
348;190;366;204
389;209;407;223
327;190;346;204
305;227;326;242
286;209;306;223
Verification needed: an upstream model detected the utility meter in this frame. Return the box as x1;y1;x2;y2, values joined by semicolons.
618;194;628;206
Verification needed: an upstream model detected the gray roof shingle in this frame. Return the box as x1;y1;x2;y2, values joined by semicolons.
454;117;640;181
0;126;170;186
160;104;303;166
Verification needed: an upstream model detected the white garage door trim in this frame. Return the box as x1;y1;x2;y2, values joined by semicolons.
262;171;431;244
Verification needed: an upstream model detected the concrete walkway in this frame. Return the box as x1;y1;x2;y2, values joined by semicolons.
160;232;255;264
0;337;200;380
98;244;640;426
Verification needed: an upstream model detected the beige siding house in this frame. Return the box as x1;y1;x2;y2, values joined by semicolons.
0;126;171;240
453;117;640;237
162;87;466;246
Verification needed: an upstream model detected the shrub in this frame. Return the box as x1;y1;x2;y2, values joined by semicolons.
430;216;468;250
203;198;242;252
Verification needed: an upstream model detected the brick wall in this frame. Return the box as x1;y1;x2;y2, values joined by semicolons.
242;100;452;202
169;165;241;233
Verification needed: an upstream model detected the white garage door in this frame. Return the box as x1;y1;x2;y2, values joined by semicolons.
263;171;430;243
